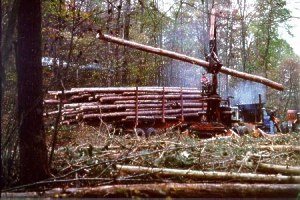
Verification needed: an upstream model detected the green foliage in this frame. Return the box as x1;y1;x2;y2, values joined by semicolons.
249;0;291;74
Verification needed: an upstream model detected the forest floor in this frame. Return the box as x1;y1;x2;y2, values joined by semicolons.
3;124;300;198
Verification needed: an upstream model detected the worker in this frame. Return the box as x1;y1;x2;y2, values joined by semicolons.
201;72;210;93
269;108;281;134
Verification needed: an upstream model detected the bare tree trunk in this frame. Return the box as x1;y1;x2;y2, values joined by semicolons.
16;0;49;184
2;183;299;198
239;0;247;72
122;0;131;85
0;0;3;193
61;183;300;198
2;0;19;70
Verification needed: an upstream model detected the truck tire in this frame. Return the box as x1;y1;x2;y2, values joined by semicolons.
134;128;145;137
145;127;156;137
239;126;250;136
280;122;289;133
233;126;249;136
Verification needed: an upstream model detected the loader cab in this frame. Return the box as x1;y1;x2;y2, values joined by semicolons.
231;106;240;122
235;103;272;131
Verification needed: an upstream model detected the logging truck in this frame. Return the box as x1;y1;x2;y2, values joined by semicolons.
44;8;284;137
44;86;240;136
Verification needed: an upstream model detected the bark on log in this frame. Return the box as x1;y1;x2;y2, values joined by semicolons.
44;99;68;104
99;94;203;102
258;163;300;175
64;183;300;198
3;183;300;198
98;33;284;91
80;104;207;111
43;110;59;116
125;115;178;120
50;87;201;96
70;86;199;91
257;145;300;152
83;108;205;118
43;86;211;124
63;102;99;109
116;165;300;183
114;99;204;104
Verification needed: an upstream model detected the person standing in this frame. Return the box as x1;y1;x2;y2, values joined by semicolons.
201;73;210;93
269;108;281;134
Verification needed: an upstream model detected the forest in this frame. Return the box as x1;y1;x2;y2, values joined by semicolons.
0;0;300;198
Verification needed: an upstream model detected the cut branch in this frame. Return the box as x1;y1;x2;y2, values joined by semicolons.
3;183;300;198
257;145;300;152
258;163;300;175
116;165;300;183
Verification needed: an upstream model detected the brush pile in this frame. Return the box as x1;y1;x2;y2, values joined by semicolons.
44;87;209;126
3;126;300;198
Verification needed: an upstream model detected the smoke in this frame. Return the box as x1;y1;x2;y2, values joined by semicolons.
160;17;208;88
231;81;266;105
164;60;203;88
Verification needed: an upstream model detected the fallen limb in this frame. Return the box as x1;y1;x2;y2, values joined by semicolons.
228;129;241;139
3;183;300;198
257;145;300;152
116;165;300;183
72;183;300;198
258;163;300;175
5;182;300;198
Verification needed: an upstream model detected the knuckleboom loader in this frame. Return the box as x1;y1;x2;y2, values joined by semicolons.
94;8;283;135
44;8;284;137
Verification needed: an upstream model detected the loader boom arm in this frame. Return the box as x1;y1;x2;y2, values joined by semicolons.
97;32;284;91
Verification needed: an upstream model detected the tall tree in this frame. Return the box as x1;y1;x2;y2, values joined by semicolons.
121;0;131;85
0;0;3;192
16;0;49;184
2;0;19;71
252;0;290;75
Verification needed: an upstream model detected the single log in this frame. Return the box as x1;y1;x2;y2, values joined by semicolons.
125;107;206;112
43;99;69;104
258;163;300;175
66;183;300;198
80;103;207;111
62;110;82;116
83;108;203;118
116;165;300;183
98;33;284;91
43;110;59;116
50;87;201;96
114;99;204;104
100;94;202;102
63;102;99;109
60;119;78;125
257;145;300;152
69;94;93;101
125;116;177;120
3;183;300;198
44;108;77;116
70;86;199;91
124;112;205;120
61;114;78;121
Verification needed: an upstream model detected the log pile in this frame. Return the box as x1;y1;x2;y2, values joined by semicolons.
44;87;210;126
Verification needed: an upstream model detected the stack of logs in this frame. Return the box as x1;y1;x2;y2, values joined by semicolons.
44;87;209;126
